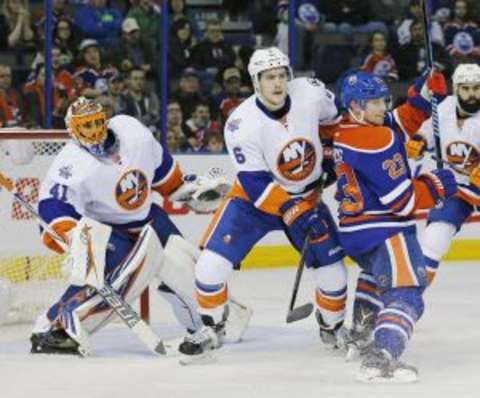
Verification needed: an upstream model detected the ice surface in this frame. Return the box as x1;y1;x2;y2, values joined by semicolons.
1;263;479;398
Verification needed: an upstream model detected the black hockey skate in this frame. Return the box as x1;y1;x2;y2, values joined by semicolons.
178;315;225;365
30;329;81;356
357;348;418;383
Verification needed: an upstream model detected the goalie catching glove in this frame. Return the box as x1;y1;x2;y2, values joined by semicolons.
169;167;231;214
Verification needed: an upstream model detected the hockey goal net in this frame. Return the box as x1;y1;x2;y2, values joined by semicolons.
0;129;148;325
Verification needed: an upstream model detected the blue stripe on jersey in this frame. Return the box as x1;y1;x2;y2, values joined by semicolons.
152;150;174;185
195;279;225;293
38;198;81;225
237;170;273;203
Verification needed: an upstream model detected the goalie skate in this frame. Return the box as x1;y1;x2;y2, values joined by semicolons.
30;330;84;356
357;348;418;384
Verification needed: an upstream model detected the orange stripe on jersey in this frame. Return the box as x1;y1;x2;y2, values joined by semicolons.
256;184;291;215
381;315;412;332
199;198;231;248
42;219;77;254
227;180;291;216
334;126;394;152
152;162;184;196
412;179;436;210
315;290;346;312
197;285;228;309
456;189;480;206
226;180;250;202
394;103;428;137
389;234;416;287
357;280;378;295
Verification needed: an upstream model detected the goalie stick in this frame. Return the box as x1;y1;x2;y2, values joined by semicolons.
0;171;179;356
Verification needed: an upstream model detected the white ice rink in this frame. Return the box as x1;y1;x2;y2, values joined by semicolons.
1;262;480;398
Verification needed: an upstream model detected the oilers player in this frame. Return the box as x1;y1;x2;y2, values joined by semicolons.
406;64;480;284
178;47;348;362
333;70;456;382
30;97;248;355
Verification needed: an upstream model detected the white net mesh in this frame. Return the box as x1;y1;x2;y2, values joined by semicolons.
0;130;69;324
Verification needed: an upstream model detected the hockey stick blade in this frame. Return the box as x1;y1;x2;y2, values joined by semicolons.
286;302;314;323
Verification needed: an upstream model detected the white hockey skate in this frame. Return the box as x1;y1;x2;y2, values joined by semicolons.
357;348;418;383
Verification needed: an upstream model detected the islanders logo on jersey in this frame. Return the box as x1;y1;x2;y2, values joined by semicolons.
277;138;316;181
115;169;149;210
446;141;480;171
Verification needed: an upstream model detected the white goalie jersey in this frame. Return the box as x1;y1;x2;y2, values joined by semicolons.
225;77;338;215
38;114;184;252
419;95;480;205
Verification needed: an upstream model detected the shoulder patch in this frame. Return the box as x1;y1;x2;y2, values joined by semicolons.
334;126;394;153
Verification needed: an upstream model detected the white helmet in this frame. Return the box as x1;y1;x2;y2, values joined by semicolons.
248;47;292;92
452;63;480;87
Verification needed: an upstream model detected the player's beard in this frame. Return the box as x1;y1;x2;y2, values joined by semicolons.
457;96;480;115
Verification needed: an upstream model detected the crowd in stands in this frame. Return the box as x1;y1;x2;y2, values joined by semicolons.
0;0;479;154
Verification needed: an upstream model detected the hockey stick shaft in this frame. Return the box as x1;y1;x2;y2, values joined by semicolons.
0;170;177;356
286;229;314;323
422;0;443;169
286;174;329;323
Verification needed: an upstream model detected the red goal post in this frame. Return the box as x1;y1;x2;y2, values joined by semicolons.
0;128;149;325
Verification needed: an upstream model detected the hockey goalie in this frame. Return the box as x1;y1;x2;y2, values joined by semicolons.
29;97;251;356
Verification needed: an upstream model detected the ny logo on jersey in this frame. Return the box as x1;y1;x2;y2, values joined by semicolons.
115;169;149;210
446;141;480;170
277;138;316;181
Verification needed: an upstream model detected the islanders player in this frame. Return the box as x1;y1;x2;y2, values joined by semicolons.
406;64;480;284
333;70;456;382
178;47;349;361
30;97;248;355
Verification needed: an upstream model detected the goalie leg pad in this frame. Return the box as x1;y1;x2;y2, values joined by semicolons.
33;225;163;344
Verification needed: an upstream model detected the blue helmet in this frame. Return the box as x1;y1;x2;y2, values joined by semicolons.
341;71;390;109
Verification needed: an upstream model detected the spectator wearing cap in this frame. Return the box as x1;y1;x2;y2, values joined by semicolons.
190;21;236;74
107;74;126;115
169;18;194;79
184;101;220;152
359;31;399;81
175;68;208;120
127;0;161;51
397;0;444;47
74;0;123;47
0;0;34;49
122;67;160;136
443;0;480;63
214;67;245;123
107;17;155;75
74;39;119;98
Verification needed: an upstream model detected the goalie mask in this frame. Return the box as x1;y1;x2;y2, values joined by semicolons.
65;97;109;156
452;63;480;116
